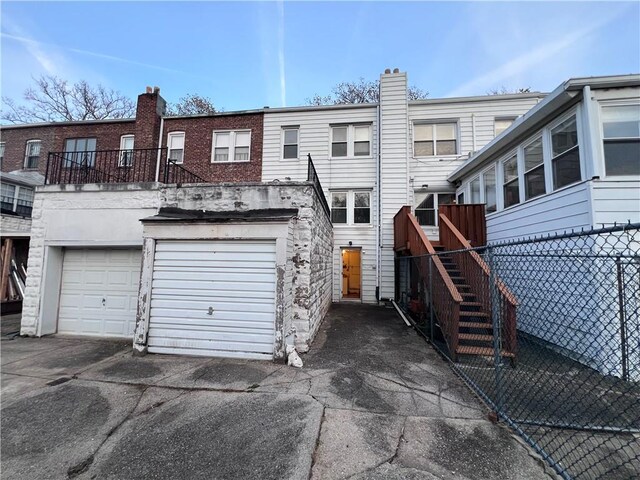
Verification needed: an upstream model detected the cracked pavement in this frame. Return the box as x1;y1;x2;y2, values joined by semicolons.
1;304;555;479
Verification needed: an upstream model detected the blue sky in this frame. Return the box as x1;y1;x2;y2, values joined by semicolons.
2;1;639;112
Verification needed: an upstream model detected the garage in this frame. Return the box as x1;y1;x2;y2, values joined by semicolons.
147;240;277;359
57;248;141;337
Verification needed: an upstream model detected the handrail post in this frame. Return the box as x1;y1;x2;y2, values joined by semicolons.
488;245;504;415
429;255;434;341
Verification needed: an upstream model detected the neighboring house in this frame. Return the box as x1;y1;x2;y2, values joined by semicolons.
447;74;640;379
262;70;543;304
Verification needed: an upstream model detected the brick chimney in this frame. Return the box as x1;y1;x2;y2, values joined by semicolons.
134;86;166;149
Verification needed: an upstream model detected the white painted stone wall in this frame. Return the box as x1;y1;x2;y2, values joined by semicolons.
1;214;32;235
21;184;162;336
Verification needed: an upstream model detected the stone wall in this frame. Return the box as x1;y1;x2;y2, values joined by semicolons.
1;214;32;235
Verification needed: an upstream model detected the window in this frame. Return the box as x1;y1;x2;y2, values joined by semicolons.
283;128;299;159
330;125;371;158
470;177;481;203
353;192;370;223
64;138;96;167
167;132;185;164
0;142;5;167
331;192;347;223
24;140;41;169
414;192;455;226
551;115;580;189
602;104;640;176
0;183;33;217
503;154;520;208
524;137;545;200
456;191;465;204
119;135;135;167
484;166;497;213
414;122;457;156
212;130;251;163
331;191;372;225
495;118;516;137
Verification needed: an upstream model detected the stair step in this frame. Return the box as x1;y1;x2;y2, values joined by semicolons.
460;292;476;298
461;301;483;307
459;321;493;329
459;333;493;342
460;311;489;318
456;345;515;358
457;284;472;290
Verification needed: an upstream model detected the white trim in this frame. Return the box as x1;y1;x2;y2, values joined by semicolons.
119;134;135;167
329;124;372;159
597;100;640;180
281;126;299;160
413;190;456;227
24;139;42;169
211;129;252;163
330;189;372;225
167;131;185;165
411;120;460;158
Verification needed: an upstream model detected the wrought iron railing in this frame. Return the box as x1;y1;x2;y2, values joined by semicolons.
45;148;205;186
307;154;331;219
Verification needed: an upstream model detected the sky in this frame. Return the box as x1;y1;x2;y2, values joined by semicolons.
1;1;639;114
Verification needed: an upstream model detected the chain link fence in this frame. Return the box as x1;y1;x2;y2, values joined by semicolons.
396;224;640;479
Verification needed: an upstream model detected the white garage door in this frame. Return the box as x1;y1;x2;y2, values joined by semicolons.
148;240;276;359
58;249;141;337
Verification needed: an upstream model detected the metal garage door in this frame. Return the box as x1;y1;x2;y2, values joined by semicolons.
58;249;141;337
148;240;276;359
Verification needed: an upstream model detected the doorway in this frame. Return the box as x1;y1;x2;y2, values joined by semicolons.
341;248;361;300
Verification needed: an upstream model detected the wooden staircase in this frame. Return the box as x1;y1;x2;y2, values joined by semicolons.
394;204;518;361
434;245;515;359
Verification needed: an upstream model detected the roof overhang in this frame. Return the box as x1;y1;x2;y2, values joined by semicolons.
448;74;640;183
141;207;299;224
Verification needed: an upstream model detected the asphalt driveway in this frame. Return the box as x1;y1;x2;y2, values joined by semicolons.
1;304;554;479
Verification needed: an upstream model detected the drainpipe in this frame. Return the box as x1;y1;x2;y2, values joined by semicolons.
471;113;477;153
154;117;165;182
376;104;381;302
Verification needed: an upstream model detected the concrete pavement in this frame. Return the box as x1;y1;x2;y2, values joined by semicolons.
1;304;555;479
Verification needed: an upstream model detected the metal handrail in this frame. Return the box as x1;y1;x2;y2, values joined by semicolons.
307;154;331;220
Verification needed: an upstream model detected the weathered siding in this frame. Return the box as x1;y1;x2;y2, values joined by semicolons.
379;72;409;300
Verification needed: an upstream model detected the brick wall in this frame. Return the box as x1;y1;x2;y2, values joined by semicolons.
162;113;264;183
0;121;135;176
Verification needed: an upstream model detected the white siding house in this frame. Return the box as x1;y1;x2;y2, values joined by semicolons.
448;75;640;380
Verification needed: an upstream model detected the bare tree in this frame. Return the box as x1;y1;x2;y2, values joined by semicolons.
487;86;533;95
306;77;428;105
166;94;217;116
1;75;136;124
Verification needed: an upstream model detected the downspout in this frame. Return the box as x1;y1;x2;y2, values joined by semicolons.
471;113;477;153
154;116;165;182
581;85;597;229
376;104;381;302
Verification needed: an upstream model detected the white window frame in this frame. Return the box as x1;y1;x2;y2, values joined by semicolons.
282;126;299;160
413;191;456;227
329;124;372;159
522;135;546;201
598;100;640;179
330;190;372;225
167;131;185;164
24;139;41;169
1;182;34;217
0;142;5;165
211;130;251;163
119;134;135;167
494;117;517;137
412;121;459;157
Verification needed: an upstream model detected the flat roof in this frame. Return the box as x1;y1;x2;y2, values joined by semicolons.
0;117;135;130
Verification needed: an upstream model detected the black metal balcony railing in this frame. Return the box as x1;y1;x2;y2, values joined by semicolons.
307;154;331;220
45;148;206;186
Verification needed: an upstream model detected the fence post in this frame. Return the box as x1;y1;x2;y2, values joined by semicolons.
429;256;434;341
487;245;504;416
615;255;629;382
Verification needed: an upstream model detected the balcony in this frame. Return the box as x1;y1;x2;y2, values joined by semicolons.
45;148;205;186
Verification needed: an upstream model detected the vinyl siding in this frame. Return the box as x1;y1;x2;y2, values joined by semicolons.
379;73;409;299
263;107;379;304
591;179;640;226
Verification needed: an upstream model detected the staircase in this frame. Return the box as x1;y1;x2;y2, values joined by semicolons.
394;204;517;362
434;245;515;359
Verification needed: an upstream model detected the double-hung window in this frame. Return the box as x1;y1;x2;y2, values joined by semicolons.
502;154;520;208
331;191;371;224
470;177;481;203
414;122;457;156
0;182;34;217
551;115;580;189
483;166;497;213
167;132;185;164
414;192;455;226
0;142;5;167
212;130;251;162
495;117;516;137
524;137;545;200
282;127;299;159
330;125;371;158
24;140;41;169
64;138;96;167
601;104;640;176
1;183;16;213
119;135;135;167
